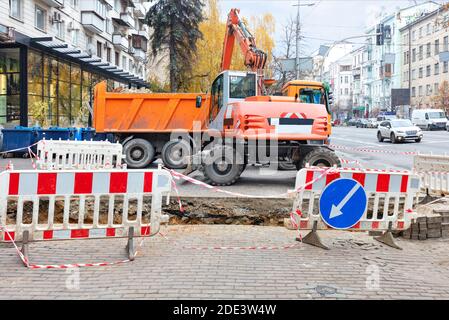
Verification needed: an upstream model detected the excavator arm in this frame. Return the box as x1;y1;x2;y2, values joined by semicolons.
221;9;267;79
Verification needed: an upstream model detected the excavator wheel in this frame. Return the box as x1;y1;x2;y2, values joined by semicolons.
200;145;245;186
278;162;297;171
295;148;341;170
161;139;191;169
123;138;155;169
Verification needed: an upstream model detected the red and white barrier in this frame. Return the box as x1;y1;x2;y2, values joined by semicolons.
413;153;449;196
291;167;420;249
36;140;125;170
0;167;171;266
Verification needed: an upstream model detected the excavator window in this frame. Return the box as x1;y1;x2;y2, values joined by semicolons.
229;74;256;99
210;74;224;122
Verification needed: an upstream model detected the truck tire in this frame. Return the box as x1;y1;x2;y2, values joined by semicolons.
200;145;245;186
296;148;341;170
123;138;155;169
161;139;190;169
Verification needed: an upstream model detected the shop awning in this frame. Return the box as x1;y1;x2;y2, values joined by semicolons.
12;32;148;87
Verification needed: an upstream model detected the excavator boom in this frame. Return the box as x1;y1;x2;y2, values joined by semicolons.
221;9;267;79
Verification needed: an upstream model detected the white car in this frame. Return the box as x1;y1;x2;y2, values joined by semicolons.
377;119;423;143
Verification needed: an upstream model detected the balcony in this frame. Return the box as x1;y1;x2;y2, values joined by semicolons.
112;33;129;51
113;11;135;29
134;3;146;18
41;0;63;7
133;48;146;61
81;12;104;34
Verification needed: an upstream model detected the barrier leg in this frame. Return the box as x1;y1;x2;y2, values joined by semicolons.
21;230;30;266
126;227;135;261
374;221;402;250
298;220;329;250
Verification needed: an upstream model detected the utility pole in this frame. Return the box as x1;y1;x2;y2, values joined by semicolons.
293;0;315;79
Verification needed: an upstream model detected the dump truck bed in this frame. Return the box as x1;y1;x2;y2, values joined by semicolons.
93;81;210;133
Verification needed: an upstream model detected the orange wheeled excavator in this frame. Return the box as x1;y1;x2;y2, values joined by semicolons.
93;8;340;185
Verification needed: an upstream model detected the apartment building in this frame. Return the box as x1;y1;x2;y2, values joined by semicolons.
350;46;366;117
362;1;440;115
400;6;449;110
328;53;353;120
0;0;149;128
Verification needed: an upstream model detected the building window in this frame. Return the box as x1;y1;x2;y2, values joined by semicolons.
96;41;102;58
426;43;431;58
411;87;416;97
426;23;431;35
435;39;440;55
9;0;23;20
115;51;120;66
105;18;112;34
412;30;416;41
0;47;21;125
435;63;440;75
70;0;79;8
444;36;449;52
35;6;46;32
434;83;439;95
345;76;348;84
71;29;79;46
419;67;423;78
419;27;423;38
444;61;449;73
122;56;127;70
56;21;65;40
106;48;111;63
344;88;348;95
418;86;423;96
418;45;423;60
412;69;416;80
412;48;416;62
426;65;431;77
426;84;431;96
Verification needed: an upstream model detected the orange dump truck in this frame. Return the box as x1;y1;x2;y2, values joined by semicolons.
93;70;340;185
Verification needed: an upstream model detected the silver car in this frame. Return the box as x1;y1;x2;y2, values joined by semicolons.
377;119;423;143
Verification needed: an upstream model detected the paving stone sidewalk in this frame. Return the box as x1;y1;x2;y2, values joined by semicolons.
1;225;449;299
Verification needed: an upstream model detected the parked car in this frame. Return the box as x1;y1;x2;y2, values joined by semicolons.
411;108;448;130
355;119;369;128
367;118;378;128
376;115;397;122
347;118;357;126
447;121;449;132
377;119;423;143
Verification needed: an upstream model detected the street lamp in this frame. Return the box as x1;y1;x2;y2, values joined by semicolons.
293;0;315;79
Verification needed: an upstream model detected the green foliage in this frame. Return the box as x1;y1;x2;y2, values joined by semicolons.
29;100;50;128
145;0;205;92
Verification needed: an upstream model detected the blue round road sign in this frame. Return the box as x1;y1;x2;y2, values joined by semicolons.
319;178;367;229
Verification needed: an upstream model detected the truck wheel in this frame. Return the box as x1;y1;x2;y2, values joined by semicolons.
123;138;155;168
200;145;245;186
296;148;341;170
161;139;191;169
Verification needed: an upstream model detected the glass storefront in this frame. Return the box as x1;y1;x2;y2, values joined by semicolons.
0;48;21;126
27;49;110;127
0;45;134;128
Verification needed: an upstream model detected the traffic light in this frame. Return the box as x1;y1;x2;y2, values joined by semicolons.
376;24;384;46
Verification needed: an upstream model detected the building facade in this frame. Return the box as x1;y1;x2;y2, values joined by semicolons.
400;6;449;111
328;53;353;120
0;0;149;128
361;1;440;116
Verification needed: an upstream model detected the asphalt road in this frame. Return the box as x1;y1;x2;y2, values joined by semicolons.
1;126;448;197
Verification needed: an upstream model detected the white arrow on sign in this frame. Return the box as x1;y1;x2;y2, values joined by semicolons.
329;183;361;219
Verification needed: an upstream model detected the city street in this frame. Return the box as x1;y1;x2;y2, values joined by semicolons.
1;126;448;198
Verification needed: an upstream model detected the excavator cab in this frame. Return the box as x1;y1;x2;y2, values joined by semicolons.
209;70;257;131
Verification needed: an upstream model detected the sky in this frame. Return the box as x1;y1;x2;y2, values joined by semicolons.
218;0;448;56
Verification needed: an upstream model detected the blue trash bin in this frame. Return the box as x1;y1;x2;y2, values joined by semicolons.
80;127;95;141
1;126;39;156
36;127;76;142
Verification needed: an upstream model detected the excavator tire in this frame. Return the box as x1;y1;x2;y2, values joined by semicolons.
200;145;245;186
295;147;341;170
278;162;297;171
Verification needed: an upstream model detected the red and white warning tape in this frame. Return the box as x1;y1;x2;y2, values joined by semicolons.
0;225;145;269
331;144;418;156
164;166;336;199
